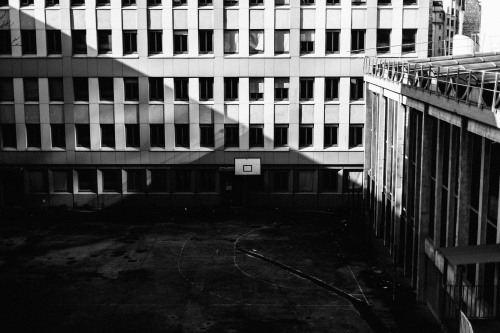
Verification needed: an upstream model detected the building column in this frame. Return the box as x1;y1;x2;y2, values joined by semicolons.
456;119;472;247
393;102;406;260
375;95;386;237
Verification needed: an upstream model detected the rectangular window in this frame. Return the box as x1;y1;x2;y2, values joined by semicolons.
46;0;59;6
1;124;16;149
327;0;340;4
276;0;290;5
352;0;366;5
49;78;64;102
351;29;365;53
20;0;34;6
299;125;313;148
0;78;14;101
249;125;264;148
402;29;417;53
75;124;90;148
71;0;85;6
350;77;364;100
174;169;191;192
46;30;62;55
53;170;71;193
150;124;165;148
0;30;12;55
148;30;162;54
224;0;238;6
320;169;339;192
173;0;186;5
249;78;264;101
150;169;168;192
124;78;139;101
199;30;213;54
97;30;112;54
174;30;188;54
26;124;41;148
274;125;288;147
73;78;89;101
28;170;46;193
377;29;391;53
275;78;289;101
100;124;115;148
325;77;339;101
224;124;239;148
149;78;164;101
296;170;314;192
198;170;216;192
349;125;364;147
301;0;314;4
224;78;239;101
326;30;340;53
99;77;114;101
102;170;121;192
199;0;212;5
78;170;95;192
51;124;66;148
24;78;39;101
272;170;289;192
300;30;314;54
250;0;263;5
21;30;37;55
97;0;110;6
122;0;135;6
174;78;189;101
299;77;314;100
127;170;144;192
224;30;239;54
199;78;214;101
126;124;140;148
403;0;417;5
175;124;189;148
200;124;214;147
123;31;137;54
324;124;338;147
72;30;87;55
274;30;289;54
249;30;264;54
378;0;391;5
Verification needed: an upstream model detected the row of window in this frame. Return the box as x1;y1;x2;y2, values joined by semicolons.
0;123;364;150
0;29;417;56
0;77;364;102
25;167;360;195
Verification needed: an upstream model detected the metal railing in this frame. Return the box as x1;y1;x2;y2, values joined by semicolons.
363;57;500;112
444;284;498;320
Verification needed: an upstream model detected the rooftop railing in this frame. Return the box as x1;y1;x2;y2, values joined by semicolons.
363;57;500;112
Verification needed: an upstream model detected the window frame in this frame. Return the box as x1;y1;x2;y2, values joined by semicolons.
123;30;138;54
224;124;239;148
299;124;314;148
274;124;288;148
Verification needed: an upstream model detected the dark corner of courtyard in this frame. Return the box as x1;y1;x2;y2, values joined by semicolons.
0;206;440;333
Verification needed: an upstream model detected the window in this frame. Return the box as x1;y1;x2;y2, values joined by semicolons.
199;78;213;101
150;169;168;192
173;0;186;5
349;125;363;147
224;124;239;148
53;170;71;193
272;171;289;192
276;0;289;5
150;124;165;148
352;0;366;5
20;0;33;6
274;30;289;54
46;30;62;55
149;78;164;101
198;170;216;192
28;170;46;193
148;0;161;6
175;124;189;148
174;170;191;192
224;78;239;101
300;30;314;54
26;124;41;148
199;30;213;54
124;78;138;101
275;78;289;101
100;124;115;148
324;124;338;147
320;169;339;192
51;124;65;148
378;0;390;5
72;30;87;54
299;125;313;148
0;78;14;101
123;31;137;54
21;30;37;55
102;170;121;192
325;77;339;101
274;125;288;147
224;30;239;54
49;78;64;102
148;30;163;54
249;125;264;148
122;0;135;6
24;78;39;101
249;30;264;54
126;124;140;148
250;0;263;5
1;124;16;149
351;30;365;53
46;0;59;6
78;170;95;192
326;30;340;53
377;29;391;53
199;0;212;5
71;0;85;6
97;30;112;54
73;78;89;101
299;78;314;101
174;30;188;54
97;0;110;5
99;77;114;101
403;0;417;5
0;30;11;55
75;124;90;148
127;170;144;192
301;0;314;4
296;170;314;192
402;29;417;53
224;0;238;6
249;78;264;101
327;0;340;4
350;77;364;100
200;124;214;147
174;78;189;101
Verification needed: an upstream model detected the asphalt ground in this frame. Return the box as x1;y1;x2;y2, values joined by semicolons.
0;208;441;333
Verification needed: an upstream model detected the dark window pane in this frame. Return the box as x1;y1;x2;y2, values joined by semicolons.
51;124;66;148
150;124;165;148
26;124;41;148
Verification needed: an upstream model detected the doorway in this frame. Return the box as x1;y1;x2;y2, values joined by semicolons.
220;171;243;207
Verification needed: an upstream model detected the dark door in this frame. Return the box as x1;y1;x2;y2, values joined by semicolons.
220;172;243;207
1;169;24;207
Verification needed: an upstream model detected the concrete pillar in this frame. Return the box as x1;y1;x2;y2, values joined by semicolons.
393;102;406;255
375;95;386;237
456;119;472;247
434;120;444;247
446;125;459;247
